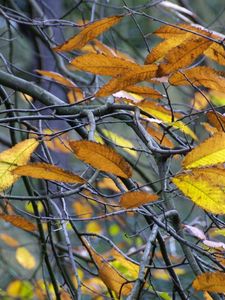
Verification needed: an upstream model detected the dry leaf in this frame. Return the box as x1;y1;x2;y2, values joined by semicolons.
120;191;158;209
96;64;158;97
0;139;38;192
67;89;84;103
36;70;77;88
183;132;225;169
207;111;225;132
0;214;36;232
169;66;225;94
16;247;36;269
13;162;85;184
193;271;225;293
147;123;174;148
192;92;209;110
53;15;123;52
158;37;212;76
123;85;162;99
69;140;132;178
183;224;206;240
70;53;139;76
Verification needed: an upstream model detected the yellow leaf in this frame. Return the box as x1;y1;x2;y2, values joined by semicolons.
169;66;225;94
97;128;138;158
207;111;225;132
138;101;197;140
0;233;19;247
7;280;33;298
123;85;162;99
158;37;212;76
97;177;123;193
172;170;225;214
53;15;123;52
0;214;36;232
96;64;158;97
69;140;132;178
204;292;213;300
13;162;85;184
192;92;209;110
110;249;139;280
120;191;158;209
84;239;133;296
16;247;36;269
0;139;38;192
152;268;185;281
193;271;225;293
81;277;107;296
70;53;139;76
85;221;102;234
183;132;225;169
36;70;77;88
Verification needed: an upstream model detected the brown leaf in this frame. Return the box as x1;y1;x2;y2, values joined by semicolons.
0;214;36;232
204;43;225;66
69;140;132;178
36;70;77;88
169;66;225;94
96;64;158;97
207;111;225;132
193;271;225;293
147;123;174;148
70;53;139;76
13;162;85;184
53;15;123;52
120;191;158;209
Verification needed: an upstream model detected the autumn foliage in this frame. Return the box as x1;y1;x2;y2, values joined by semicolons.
0;1;225;299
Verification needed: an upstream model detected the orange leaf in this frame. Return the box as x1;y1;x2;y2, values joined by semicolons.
69;141;132;178
157;37;212;76
147;123;174;148
183;132;225;169
207;111;225;132
13;162;85;184
53;15;123;52
67;89;84;103
36;70;77;88
96;64;158;97
120;191;158;209
204;43;225;66
123;85;162;99
169;66;225;94
193;271;225;293
0;233;19;247
70;53;139;76
0;214;36;232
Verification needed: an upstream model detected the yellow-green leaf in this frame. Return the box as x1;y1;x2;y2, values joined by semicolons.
172;170;225;214
70;53;139;76
193;272;225;293
69;140;132;178
0;139;38;192
53;15;123;52
183;132;225;169
16;247;36;269
120;191;158;209
13;162;85;184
